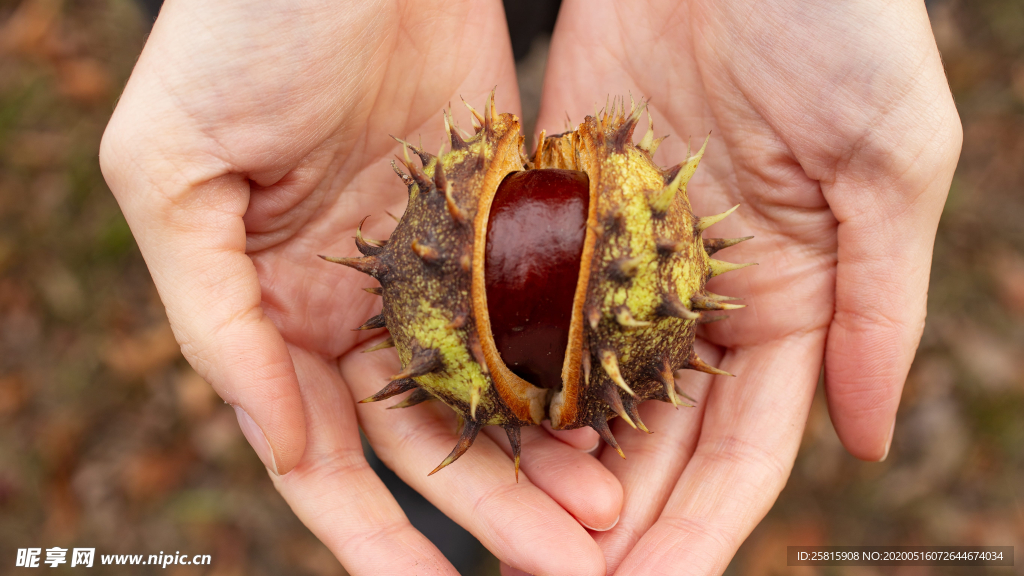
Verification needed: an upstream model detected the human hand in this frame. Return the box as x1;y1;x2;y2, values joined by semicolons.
100;1;620;574
516;0;962;573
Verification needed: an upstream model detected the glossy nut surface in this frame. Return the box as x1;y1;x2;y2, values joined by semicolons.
484;169;589;389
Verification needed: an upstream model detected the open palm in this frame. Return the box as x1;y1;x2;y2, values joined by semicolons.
524;0;961;574
103;0;960;574
102;1;621;574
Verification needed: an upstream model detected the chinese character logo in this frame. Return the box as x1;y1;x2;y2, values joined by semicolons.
71;548;95;567
15;548;41;567
44;547;67;568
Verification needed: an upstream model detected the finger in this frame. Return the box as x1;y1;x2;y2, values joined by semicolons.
542;421;601;451
590;341;721;572
823;127;960;461
613;333;824;576
343;348;607;576
821;93;962;461
272;346;457;575
483;424;622;531
100;130;306;473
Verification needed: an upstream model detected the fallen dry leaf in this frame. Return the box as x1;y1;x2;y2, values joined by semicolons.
102;319;182;379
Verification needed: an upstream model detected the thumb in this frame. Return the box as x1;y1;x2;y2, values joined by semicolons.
100;134;306;474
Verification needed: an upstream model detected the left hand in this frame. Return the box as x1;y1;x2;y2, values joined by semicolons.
100;1;619;573
506;0;962;573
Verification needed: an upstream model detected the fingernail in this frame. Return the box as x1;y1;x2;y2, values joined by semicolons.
584;438;602;454
580;515;619;532
233;405;279;474
879;419;896;462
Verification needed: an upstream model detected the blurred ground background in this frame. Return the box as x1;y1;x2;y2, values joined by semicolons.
0;0;1021;574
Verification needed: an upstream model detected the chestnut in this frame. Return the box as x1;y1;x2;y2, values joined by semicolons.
322;93;753;476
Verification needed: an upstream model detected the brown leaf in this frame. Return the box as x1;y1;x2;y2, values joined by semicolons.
103;319;182;379
0;372;28;415
121;447;193;503
0;0;60;58
56;57;110;103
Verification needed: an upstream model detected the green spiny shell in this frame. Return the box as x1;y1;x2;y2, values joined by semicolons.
324;94;752;475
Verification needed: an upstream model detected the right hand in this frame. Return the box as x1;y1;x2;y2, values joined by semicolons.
100;1;621;574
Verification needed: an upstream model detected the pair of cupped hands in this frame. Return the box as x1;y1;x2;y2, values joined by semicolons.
100;0;961;574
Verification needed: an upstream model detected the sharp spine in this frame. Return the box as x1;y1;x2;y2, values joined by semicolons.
665;134;709;187
356;313;386;331
652;136;708;214
684;349;734;377
407;162;434;194
674;385;699;404
656;238;683;255
703;291;741;302
360;378;418;403
600;350;636;397
655;292;700;320
614;306;651;328
433;158;448;191
388;388;434;409
709;259;756;277
703;236;753;256
439;165;469;224
363;286;383;296
610;256;643;281
411;240;441;264
392;136;434;167
649;181;679;215
444;109;468;150
462;96;485;131
623;395;651;433
591;414;625;459
391;346;442;380
483;90;495;132
504;424;522;482
648;135;666;156
698;204;740;232
467;330;490;376
395;149;433;195
488;89;498;131
361;336;395;353
600;378;636;429
691;292;746;311
615;97;647;148
355;217;386;256
319;254;389;280
429;418;483;475
638;111;655;152
390;160;415;191
655;360;683;408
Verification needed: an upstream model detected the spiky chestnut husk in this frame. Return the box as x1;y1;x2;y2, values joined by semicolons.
322;93;753;476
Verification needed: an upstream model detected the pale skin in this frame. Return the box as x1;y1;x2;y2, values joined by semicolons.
100;0;960;575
